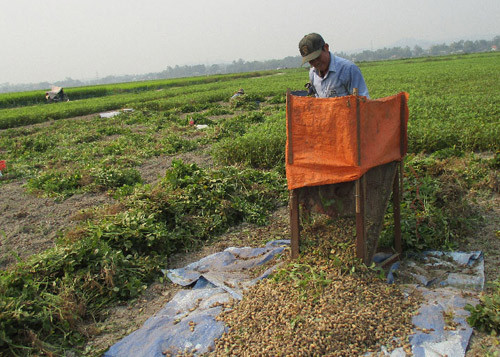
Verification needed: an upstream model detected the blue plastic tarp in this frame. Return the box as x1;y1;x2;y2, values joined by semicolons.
387;251;484;290
377;251;483;357
105;240;289;356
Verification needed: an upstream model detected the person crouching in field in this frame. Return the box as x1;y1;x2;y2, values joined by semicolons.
230;88;245;101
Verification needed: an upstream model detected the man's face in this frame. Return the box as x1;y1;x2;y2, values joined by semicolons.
309;44;330;75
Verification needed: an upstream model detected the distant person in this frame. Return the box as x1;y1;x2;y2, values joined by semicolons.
299;33;369;98
230;88;245;101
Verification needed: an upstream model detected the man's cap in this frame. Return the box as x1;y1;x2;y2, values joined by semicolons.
299;33;325;65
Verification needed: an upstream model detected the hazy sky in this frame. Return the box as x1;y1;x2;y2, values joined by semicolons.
1;0;499;84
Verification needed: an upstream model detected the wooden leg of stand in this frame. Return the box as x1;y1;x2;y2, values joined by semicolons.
393;164;402;254
290;189;300;259
355;176;366;264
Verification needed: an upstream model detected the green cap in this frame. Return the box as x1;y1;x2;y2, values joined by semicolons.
299;33;325;65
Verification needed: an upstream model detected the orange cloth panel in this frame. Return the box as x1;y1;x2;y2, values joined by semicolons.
286;92;408;190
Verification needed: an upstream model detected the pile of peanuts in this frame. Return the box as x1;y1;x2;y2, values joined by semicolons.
211;217;420;356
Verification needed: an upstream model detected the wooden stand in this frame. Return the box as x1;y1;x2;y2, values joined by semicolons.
287;90;406;265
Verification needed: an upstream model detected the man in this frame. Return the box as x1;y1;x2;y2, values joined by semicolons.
299;33;369;98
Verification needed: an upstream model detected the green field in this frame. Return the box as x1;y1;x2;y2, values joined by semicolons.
0;52;498;355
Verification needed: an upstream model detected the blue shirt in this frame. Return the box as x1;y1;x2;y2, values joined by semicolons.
309;52;370;98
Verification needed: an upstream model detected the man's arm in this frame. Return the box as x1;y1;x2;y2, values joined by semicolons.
349;65;370;98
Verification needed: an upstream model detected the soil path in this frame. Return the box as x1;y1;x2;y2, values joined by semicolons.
0;148;212;269
0;180;114;268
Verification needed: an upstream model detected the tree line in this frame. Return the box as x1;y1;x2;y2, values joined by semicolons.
341;36;499;62
1;36;498;94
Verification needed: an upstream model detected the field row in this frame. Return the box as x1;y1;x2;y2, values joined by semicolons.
0;70;305;130
0;71;276;109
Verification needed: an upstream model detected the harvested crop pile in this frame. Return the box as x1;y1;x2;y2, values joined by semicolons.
211;216;421;356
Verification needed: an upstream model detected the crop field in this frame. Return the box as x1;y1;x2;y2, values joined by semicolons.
0;52;499;355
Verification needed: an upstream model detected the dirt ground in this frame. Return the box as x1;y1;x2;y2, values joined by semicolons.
1;133;498;355
457;198;500;356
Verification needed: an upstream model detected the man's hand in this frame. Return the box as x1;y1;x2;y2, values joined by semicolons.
305;82;317;97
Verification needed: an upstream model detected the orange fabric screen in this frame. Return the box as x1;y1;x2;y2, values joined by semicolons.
286;92;408;190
